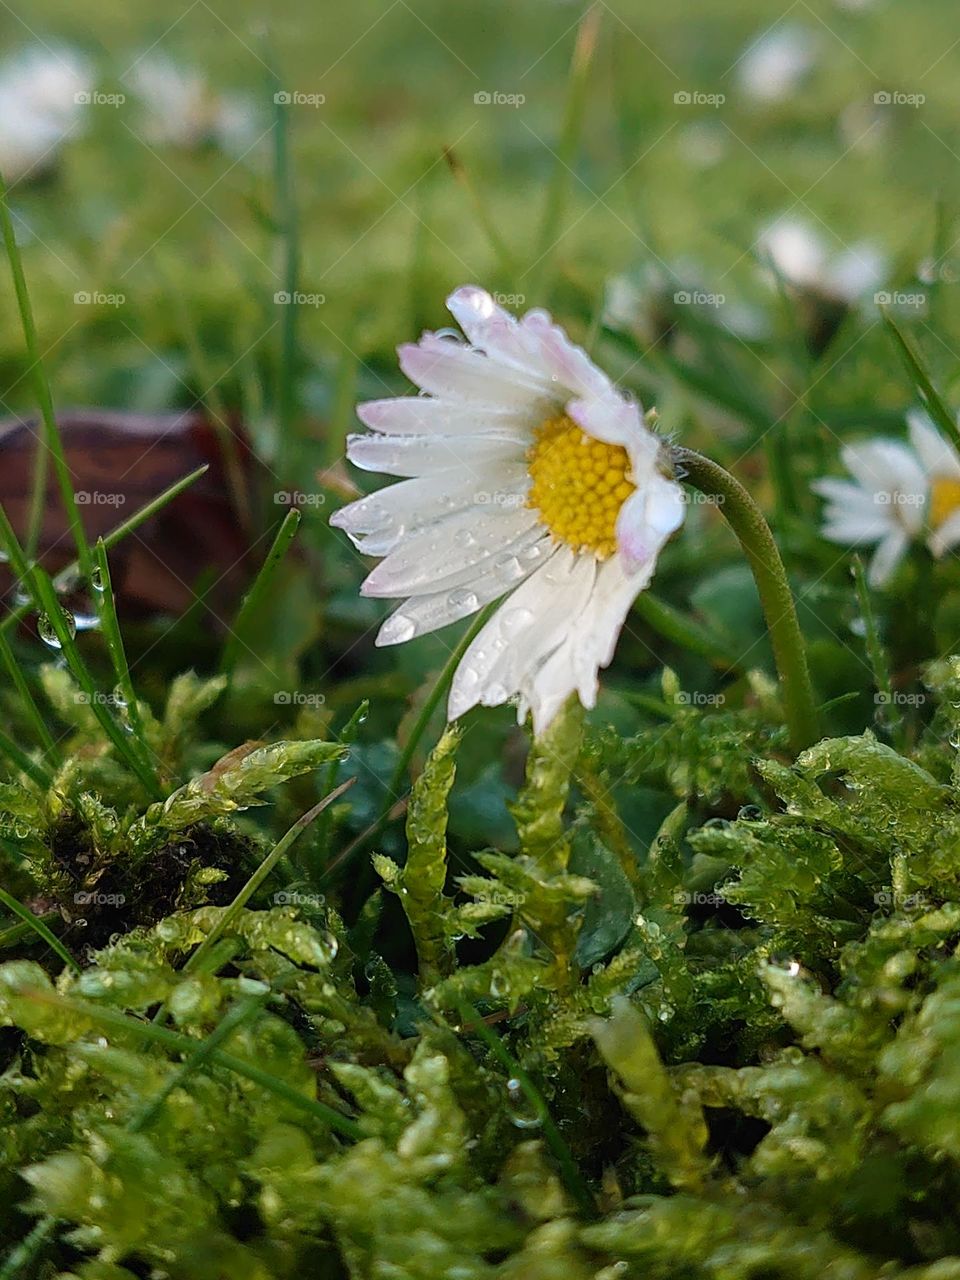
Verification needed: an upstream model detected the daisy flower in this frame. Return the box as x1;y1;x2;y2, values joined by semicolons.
812;437;927;587
331;286;685;734
758;217;886;305
907;410;960;559
127;56;255;152
0;47;91;185
813;414;960;585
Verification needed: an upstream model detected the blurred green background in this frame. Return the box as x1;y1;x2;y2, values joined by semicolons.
2;0;958;407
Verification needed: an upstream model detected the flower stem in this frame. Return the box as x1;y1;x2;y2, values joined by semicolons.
673;447;819;753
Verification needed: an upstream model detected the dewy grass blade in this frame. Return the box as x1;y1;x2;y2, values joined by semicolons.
528;6;601;300
0;465;210;640
880;306;960;452
27;565;162;797
0;170;91;573
0;888;79;973
0;629;58;761
453;999;597;1218
180;778;355;980
271;63;300;485
91;538;150;747
219;508;301;677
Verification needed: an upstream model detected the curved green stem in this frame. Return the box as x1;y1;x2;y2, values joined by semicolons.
672;447;819;753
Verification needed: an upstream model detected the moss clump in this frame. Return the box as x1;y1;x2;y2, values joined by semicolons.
4;665;960;1277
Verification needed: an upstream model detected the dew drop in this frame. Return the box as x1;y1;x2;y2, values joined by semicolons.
38;609;76;649
494;554;522;581
447;587;479;611
500;606;533;637
454;528;477;548
382;614;416;644
738;805;763;822
89;567;105;593
506;1078;542;1129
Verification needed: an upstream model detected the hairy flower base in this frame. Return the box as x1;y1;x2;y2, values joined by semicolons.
526;414;635;559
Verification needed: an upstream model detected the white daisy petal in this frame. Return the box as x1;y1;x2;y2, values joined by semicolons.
520;309;613;400
398;336;552;408
929;510;960;559
357;397;531;439
868;528;909;587
331;463;528;547
375;529;552;646
908;409;960;480
447;547;597;721
360;506;541;598
615;474;686;572
841;440;926;501
346;432;525;478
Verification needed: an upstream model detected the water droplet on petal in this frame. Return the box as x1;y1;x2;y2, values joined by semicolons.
500;606;533;637
454;528;476;548
447;587;479;611
382;614;416;644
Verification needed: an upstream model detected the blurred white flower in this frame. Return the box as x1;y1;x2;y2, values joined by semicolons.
813;415;960;584
127;55;255;152
759;217;887;303
907;411;960;559
332;286;685;734
736;25;818;103
0;47;91;184
813;439;927;586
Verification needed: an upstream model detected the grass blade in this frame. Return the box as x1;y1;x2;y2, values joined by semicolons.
880;306;960;452
453;999;596;1217
0;171;91;573
91;538;150;746
528;6;602;299
0;888;79;973
0;465;209;640
180;777;355;980
14;985;362;1138
219;508;301;676
0;629;58;760
27;565;161;797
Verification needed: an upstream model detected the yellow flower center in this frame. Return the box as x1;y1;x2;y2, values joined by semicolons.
526;414;635;559
930;475;960;530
